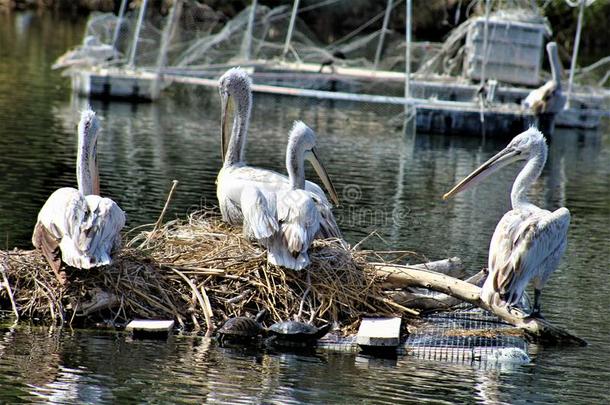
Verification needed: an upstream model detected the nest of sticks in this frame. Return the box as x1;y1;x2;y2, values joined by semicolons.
0;210;422;335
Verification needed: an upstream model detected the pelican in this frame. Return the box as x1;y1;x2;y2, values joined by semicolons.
523;42;566;115
215;67;341;241
267;121;338;270
443;127;570;318
32;108;126;284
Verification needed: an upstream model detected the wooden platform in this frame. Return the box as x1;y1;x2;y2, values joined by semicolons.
357;317;402;347
126;319;175;338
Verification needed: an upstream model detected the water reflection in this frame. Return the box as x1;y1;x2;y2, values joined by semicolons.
2;10;610;404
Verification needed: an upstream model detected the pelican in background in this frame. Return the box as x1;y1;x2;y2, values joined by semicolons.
443;127;570;318
32;108;126;284
216;67;341;242
523;42;566;116
267;121;338;270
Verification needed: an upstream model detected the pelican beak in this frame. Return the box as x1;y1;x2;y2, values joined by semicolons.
442;146;522;200
220;90;230;161
307;148;340;206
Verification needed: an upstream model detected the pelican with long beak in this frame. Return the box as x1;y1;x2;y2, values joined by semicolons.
268;121;338;270
215;67;341;241
523;42;566;116
32;108;126;284
443;127;570;318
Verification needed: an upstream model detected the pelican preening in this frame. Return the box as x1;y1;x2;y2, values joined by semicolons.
216;67;341;270
32;108;126;284
443;127;570;318
523;42;566;116
268;121;338;270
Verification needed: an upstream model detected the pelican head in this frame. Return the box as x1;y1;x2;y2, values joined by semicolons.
77;107;101;196
443;127;547;200
288;121;340;206
218;67;252;162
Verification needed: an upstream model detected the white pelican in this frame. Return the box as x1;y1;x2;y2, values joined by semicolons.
32;108;126;284
215;67;341;240
523;42;566;115
267;121;337;270
443;127;570;318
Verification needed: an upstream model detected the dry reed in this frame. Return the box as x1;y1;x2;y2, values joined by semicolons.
0;210;422;335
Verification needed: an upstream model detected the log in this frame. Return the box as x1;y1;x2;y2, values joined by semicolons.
401;257;465;279
388;269;487;311
373;263;587;346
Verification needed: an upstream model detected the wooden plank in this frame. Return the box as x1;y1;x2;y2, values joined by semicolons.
126;319;175;333
357;317;402;347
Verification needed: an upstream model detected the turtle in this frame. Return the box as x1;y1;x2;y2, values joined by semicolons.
266;321;332;348
216;309;267;346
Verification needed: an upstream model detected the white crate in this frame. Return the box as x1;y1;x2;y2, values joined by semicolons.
463;17;547;86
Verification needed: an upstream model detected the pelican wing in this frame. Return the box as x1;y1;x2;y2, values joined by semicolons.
32;187;85;274
34;187;87;242
240;185;278;241
217;165;340;238
485;207;570;306
32;188;125;270
79;195;126;266
277;189;320;256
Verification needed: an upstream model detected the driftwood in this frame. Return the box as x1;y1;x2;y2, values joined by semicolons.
373;263;587;347
388;269;487;311
398;257;466;279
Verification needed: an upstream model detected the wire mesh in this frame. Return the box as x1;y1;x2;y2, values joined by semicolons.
402;305;530;364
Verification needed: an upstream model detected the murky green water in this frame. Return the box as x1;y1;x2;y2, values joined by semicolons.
1;11;610;404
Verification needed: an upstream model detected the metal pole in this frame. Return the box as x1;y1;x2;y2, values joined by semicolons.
567;0;586;108
403;0;414;129
479;0;491;90
374;0;393;70
282;0;301;58
404;0;411;101
152;0;183;99
243;0;258;61
128;0;149;68
111;0;128;52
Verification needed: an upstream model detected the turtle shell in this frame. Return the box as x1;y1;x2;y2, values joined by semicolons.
218;316;264;338
267;321;331;341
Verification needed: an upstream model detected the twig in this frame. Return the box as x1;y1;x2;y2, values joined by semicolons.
200;285;214;337
171;267;210;333
297;270;312;321
0;257;19;321
141;180;179;248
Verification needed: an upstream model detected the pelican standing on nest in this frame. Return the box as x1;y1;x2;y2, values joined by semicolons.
215;67;341;242
32;108;126;284
443;127;570;318
268;121;338;270
523;42;566;116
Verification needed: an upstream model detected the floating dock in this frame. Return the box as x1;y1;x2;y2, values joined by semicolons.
70;65;606;135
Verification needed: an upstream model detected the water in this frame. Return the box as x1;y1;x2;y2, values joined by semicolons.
1;11;610;403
